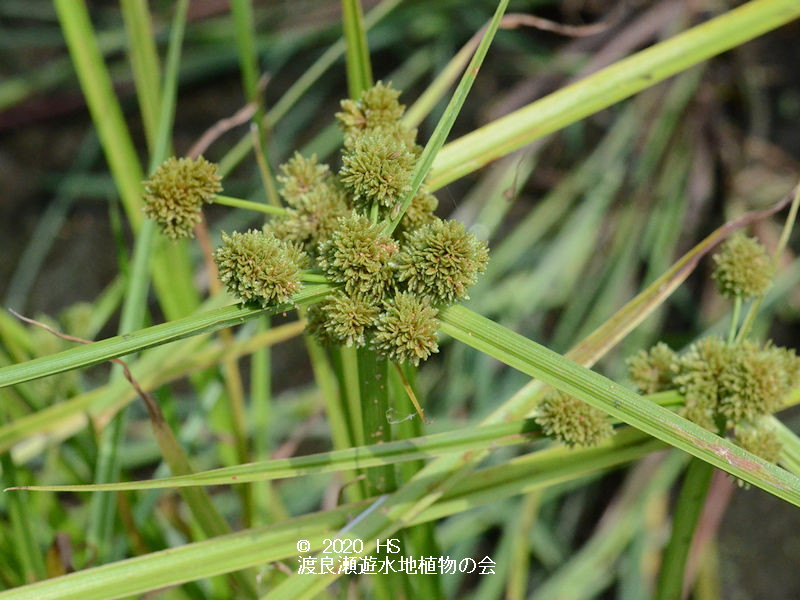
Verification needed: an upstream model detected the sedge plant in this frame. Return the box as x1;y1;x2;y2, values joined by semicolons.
2;1;800;599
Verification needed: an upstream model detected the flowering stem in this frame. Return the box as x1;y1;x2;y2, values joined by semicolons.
655;458;714;600
727;295;741;345
300;272;332;284
213;194;286;215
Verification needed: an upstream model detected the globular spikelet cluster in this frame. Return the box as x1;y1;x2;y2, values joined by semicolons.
336;81;413;145
339;131;416;212
142;156;222;239
397;219;489;305
213;230;309;306
206;82;488;366
625;232;794;463
372;293;440;366
318;211;398;301
265;153;350;255
627;342;678;396
535;391;614;448
712;232;772;299
627;336;799;462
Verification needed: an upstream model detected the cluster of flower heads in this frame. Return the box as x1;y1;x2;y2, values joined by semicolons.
533;231;793;452
214;82;489;366
627;338;798;462
626;232;796;463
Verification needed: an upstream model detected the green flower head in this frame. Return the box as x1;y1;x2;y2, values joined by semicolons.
316;291;380;347
627;342;679;395
318;212;398;300
712;232;773;299
719;341;793;424
143;156;222;239
336;81;405;134
277;152;332;206
535;391;613;448
396;218;489;305
372;293;439;365
733;423;782;464
339;130;416;211
673;336;731;430
214;229;309;306
398;188;438;233
265;183;350;254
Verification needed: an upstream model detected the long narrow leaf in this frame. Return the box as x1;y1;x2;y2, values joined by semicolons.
439;305;800;507
6;419;542;492
0;285;333;388
0;431;657;600
428;0;800;190
382;0;510;233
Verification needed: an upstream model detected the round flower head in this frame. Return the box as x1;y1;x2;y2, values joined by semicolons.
318;212;398;301
305;303;336;346
627;342;678;395
712;232;772;299
339;129;416;211
316;291;380;347
214;229;309;306
719;341;792;424
673;336;731;430
266;183;350;254
372;293;439;365
535;391;613;448
398;188;438;233
277;152;332;206
396;218;489;306
336;81;405;135
143;156;222;239
733;423;782;463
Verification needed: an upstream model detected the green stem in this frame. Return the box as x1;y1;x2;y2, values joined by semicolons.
727;295;742;344
655;458;715;600
357;348;395;494
341;0;373;98
213;195;285;215
299;272;330;283
0;405;45;582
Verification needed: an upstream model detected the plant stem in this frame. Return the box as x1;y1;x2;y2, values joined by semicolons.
213;194;285;215
341;0;373;98
655;458;714;600
357;348;395;495
727;295;742;344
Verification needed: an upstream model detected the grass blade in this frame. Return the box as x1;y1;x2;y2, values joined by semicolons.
382;0;510;234
439;305;800;506
428;0;800;190
341;0;373;98
6;419;541;492
0;285;333;388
